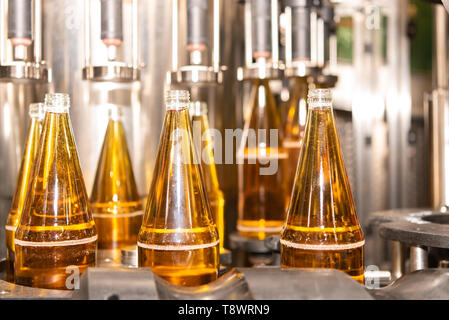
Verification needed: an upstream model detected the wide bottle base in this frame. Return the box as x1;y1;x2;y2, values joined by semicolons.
138;246;219;287
15;243;96;290
281;245;365;284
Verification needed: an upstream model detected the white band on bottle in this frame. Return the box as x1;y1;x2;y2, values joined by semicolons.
137;240;219;251
283;140;302;148
5;225;17;232
93;210;144;219
237;225;283;233
15;235;98;247
280;239;365;251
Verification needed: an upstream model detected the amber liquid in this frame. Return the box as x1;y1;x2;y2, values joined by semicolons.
281;107;365;283
238;148;289;239
192;114;225;253
5;118;42;282
283;77;309;196
138;105;219;287
238;79;289;240
15;110;97;290
90;118;143;259
15;242;96;289
138;226;219;287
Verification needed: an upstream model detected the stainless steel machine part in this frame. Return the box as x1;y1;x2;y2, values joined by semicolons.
430;4;449;209
410;245;428;272
369;269;449;300
71;267;373;300
391;240;406;279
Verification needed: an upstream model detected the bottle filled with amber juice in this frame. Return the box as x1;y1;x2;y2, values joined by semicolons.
138;90;219;287
283;76;309;194
190;101;225;254
15;93;97;290
237;78;289;240
90;105;143;264
280;89;365;283
5;103;45;283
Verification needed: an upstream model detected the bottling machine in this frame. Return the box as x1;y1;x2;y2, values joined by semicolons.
1;0;449;300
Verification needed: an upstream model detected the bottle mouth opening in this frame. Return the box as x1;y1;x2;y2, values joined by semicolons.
165;90;190;102
29;103;45;120
189;101;208;116
165;90;190;110
44;93;70;113
307;88;332;106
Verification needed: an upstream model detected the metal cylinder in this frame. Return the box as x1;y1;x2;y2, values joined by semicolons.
410;245;428;272
287;0;311;61
187;0;209;49
431;5;449;209
391;241;405;279
251;0;271;58
321;4;334;64
7;0;32;40
101;0;123;41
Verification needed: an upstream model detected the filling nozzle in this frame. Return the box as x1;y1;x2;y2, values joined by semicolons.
286;0;312;63
101;0;124;61
251;0;272;61
187;0;209;65
7;0;32;61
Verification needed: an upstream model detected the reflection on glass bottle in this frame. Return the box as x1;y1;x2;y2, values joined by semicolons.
138;90;219;287
5;103;45;283
280;89;365;283
238;79;289;240
15;94;97;290
190;101;225;254
90;105;143;263
283;77;309;196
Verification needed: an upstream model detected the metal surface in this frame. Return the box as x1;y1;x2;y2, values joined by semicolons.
72;267;159;300
0;61;50;82
71;266;373;300
430;4;449;209
370;269;449;300
229;232;272;253
0;279;72;300
410;245;428;272
169;65;223;85
376;210;449;249
391;240;406;279
237;65;284;81
81;64;140;82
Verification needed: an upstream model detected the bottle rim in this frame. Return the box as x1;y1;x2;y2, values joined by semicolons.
307;88;332;107
165;90;190;110
189;101;208;116
44;93;71;113
29;102;45;121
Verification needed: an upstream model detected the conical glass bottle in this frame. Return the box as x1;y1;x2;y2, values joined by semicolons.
138;90;219;287
283;77;309;195
280;89;365;283
238;78;289;240
190;101;225;254
90;105;143;263
5;103;45;283
15;93;97;290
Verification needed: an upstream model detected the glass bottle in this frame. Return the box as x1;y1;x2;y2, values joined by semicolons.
4;103;45;283
283;77;309;195
15;93;97;290
90;105;143;263
138;90;219;287
190;101;226;254
238;78;289;240
280;89;365;283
